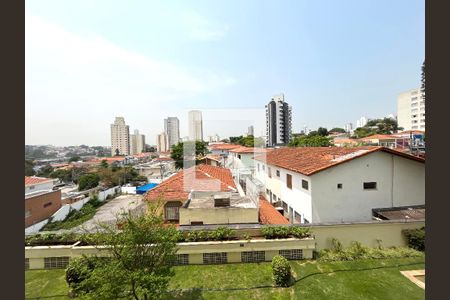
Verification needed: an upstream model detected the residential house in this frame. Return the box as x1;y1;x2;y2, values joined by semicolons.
253;147;425;224
25;176;61;227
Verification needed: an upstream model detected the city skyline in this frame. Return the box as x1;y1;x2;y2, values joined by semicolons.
25;0;424;146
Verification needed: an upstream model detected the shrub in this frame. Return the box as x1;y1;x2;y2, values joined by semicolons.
261;226;311;239
208;227;233;241
290;227;310;238
271;255;292;287
403;227;425;251
65;256;100;295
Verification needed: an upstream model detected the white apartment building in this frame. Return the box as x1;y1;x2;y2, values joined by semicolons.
188;110;203;141
157;132;169;153
397;88;426;131
110;117;130;156
265;94;292;147
164;117;180;148
247;125;254;136
254;147;425;224
130;130;146;155
356;117;368;128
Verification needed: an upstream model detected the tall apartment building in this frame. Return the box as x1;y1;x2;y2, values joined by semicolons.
356;116;368;128
110;117;130;156
247;125;254;136
344;123;353;133
130;129;146;155
265;94;292;147
164;117;180;148
397;88;426;131
188;110;203;141
157;132;169;153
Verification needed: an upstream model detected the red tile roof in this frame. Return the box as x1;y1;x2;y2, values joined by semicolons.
209;144;240;150
145;164;236;201
360;134;396;141
254;146;424;176
259;197;289;225
332;138;360;145
25;176;53;186
153;157;174;162
228;146;272;153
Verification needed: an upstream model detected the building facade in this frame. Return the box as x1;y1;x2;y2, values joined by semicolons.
247;125;254;136
356;117;368;129
188;110;203;141
110;117;130;156
157;132;169;153
397;88;426;131
265;94;292;147
130;129;146;155
164;117;180;149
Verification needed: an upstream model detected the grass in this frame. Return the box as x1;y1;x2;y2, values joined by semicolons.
25;257;424;299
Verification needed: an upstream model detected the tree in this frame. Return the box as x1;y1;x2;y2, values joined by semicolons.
78;174;100;191
288;135;331;147
37;165;54;177
25;160;35;176
170;141;208;169
75;202;179;300
229;136;243;144
69;156;81;163
329;127;346;133
100;160;109;169
233;135;265;147
317;127;329;137
50;169;73;183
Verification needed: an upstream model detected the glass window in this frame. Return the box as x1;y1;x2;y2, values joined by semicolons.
286;174;292;189
363;182;377;190
301;180;309;190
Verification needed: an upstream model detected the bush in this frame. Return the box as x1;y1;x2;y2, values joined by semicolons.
78;173;100;191
208;226;233;241
403;227;425;251
271;255;292;287
65;256;105;295
261;226;311;239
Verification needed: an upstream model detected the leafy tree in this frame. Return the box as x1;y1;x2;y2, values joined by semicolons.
171;141;208;169
25;160;35;176
37;165;54;177
307;130;318;137
329;127;346;133
220;138;230;143
353;118;403;138
78;174;100;191
50;169;73;183
69;156;81;163
100;160;109;169
288;135;331;147
76;202;179;300
229;136;243;144
353;127;376;139
317;127;329;136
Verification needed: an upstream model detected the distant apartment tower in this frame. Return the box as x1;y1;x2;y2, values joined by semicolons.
130;130;146;155
247;125;254;136
356;116;368;128
208;134;220;143
344;123;353;133
157;132;169;153
110;117;130;156
164;117;180;148
188;110;203;141
397;88;426;131
265;94;292;147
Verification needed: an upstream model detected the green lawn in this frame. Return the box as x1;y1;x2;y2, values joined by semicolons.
25;257;424;300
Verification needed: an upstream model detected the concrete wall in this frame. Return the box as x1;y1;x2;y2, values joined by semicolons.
25;180;55;194
179;207;259;225
311;151;425;223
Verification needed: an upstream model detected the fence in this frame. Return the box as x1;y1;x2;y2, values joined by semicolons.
25;219;49;235
98;186;120;201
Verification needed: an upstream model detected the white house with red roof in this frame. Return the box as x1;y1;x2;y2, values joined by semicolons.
25;176;58;195
253;146;425;224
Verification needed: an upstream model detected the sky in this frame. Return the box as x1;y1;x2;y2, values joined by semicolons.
25;0;424;146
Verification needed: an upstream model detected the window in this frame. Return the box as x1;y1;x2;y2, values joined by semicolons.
241;251;265;263
190;221;204;225
29;186;35;190
43;202;52;208
268;167;272;178
171;254;189;265
44;257;70;269
165;202;180;220
337;183;343;189
25;258;29;270
262;165;265;171
25;210;31;218
257;164;260;172
286;174;292;189
294;212;302;223
238;154;241;159
363;182;377;190
276;170;280;177
301;180;309;190
279;249;303;260
203;252;228;264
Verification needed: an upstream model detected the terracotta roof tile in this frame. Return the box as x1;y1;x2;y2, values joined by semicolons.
259;197;289;225
228;146;272;153
209;144;241;150
360;134;396;141
25;176;53;186
145;164;236;202
254;146;424;176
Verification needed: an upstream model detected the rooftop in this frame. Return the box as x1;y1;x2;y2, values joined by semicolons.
228;146;272;154
25;176;53;186
145;164;237;201
254;146;424;176
209;144;241;151
259;197;289;225
372;205;425;220
183;191;256;209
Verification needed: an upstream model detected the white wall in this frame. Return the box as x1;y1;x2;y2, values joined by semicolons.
25;181;55;195
121;186;136;194
25;219;49;234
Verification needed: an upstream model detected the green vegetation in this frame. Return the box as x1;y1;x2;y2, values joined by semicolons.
50;168;74;183
228;135;265;147
78;173;100;191
26;257;425;299
97;165;142;187
330;127;346;133
271;255;292;287
403;227;425;251
25;159;35;176
181;227;234;242
69;156;82;162
37;164;54;177
288;135;332;147
353;118;403;138
261;226;311;239
171;141;209;169
40;197;106;231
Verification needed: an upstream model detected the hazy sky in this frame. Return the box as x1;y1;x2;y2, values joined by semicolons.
26;0;424;146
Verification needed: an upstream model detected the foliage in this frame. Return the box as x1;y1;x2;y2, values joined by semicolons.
288;135;331;147
271;255;292;287
37;165;54;177
171;141;209;169
50;169;73;183
182;227;235;242
261;226;311;239
78;173;100;191
318;239;424;262
228;135;264;147
76;202;179;300
317;127;328;136
65;256;101;295
99;160;108;168
402;227;425;251
69;156;81;163
25;159;36;176
329;127;346;133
